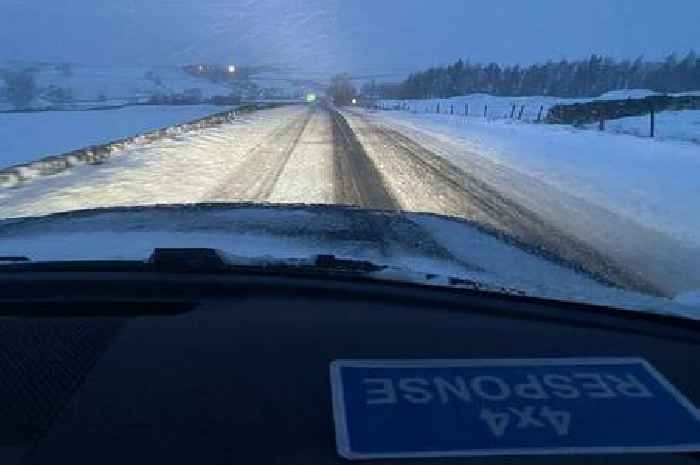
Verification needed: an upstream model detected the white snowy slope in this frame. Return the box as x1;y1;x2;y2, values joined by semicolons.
0;105;227;168
0;105;309;218
585;109;700;143
360;108;700;250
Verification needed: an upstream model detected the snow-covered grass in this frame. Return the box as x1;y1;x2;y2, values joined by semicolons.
0;105;227;168
366;108;700;249
586;110;700;144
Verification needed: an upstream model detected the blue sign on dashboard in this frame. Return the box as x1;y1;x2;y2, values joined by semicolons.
330;358;700;459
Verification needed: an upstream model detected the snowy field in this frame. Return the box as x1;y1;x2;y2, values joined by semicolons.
0;63;307;111
0;64;233;111
33;65;231;101
586;110;700;143
382;90;665;122
382;90;700;143
0;105;226;168
366;108;700;250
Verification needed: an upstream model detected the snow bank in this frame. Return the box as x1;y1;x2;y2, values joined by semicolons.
0;105;225;168
594;89;662;100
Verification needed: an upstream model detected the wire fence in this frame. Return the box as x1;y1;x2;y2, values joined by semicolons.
378;100;548;124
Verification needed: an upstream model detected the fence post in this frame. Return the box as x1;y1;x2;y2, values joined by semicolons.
484;105;488;119
537;105;544;122
650;107;655;138
450;104;454;115
437;103;440;114
510;104;516;119
599;115;605;131
465;104;469;116
518;105;525;120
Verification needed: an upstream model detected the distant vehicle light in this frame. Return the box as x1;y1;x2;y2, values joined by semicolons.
228;65;236;74
352;98;357;104
306;93;317;103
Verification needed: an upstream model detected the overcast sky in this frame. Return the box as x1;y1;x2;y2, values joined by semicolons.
1;0;699;77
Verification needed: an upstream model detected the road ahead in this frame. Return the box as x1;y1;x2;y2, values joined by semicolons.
1;103;698;297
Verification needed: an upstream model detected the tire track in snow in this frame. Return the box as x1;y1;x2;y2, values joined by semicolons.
330;108;398;210
330;108;482;270
206;106;315;202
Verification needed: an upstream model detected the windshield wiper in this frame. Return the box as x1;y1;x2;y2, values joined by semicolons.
150;248;229;272
0;248;512;294
308;254;385;273
0;248;499;293
0;248;386;276
150;248;385;274
0;256;30;263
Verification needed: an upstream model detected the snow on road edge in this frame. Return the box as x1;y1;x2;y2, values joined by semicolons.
366;109;700;249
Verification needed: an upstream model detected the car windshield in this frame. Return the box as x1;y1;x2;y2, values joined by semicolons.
0;1;699;313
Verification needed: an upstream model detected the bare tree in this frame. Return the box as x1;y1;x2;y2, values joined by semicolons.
328;74;357;106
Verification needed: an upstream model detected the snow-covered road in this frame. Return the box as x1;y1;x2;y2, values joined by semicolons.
1;103;698;298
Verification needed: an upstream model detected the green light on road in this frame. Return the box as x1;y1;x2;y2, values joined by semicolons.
305;93;317;103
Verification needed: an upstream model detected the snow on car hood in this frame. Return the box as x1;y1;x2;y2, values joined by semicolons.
0;203;697;317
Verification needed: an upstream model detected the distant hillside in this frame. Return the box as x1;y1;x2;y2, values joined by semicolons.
0;63;308;110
